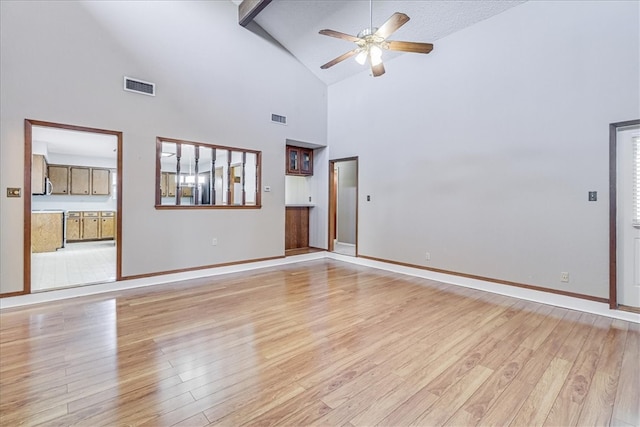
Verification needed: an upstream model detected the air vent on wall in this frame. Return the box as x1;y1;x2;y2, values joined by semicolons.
123;76;155;96
271;113;287;125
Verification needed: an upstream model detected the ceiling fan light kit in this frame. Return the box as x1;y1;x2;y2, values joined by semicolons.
319;1;434;77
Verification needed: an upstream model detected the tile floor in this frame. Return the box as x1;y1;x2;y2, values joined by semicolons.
31;241;116;291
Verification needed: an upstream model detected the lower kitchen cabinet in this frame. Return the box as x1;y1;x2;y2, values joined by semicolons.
285;206;310;250
32;211;64;253
66;211;115;242
82;212;100;240
66;212;81;241
100;212;115;239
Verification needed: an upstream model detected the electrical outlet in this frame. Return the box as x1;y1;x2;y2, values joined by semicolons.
560;272;569;282
425;252;431;261
212;238;218;246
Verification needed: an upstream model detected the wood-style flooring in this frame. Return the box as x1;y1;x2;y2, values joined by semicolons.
1;259;638;426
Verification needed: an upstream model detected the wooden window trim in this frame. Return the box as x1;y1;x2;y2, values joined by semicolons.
155;136;262;209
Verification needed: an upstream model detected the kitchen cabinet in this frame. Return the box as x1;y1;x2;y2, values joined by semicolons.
160;172;177;197
81;212;100;239
67;211;115;242
31;211;63;253
48;165;69;194
100;211;115;239
69;167;111;196
70;167;91;195
32;154;48;195
285;206;310;250
286;146;313;176
66;212;81;241
91;169;110;195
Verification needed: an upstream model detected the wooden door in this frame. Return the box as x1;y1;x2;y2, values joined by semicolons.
70;167;90;195
82;213;99;239
100;215;115;239
66;213;81;241
91;169;110;195
48;165;69;194
286;146;300;175
300;149;313;175
285;207;309;250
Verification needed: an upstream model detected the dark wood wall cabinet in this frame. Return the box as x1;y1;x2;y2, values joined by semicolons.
286;146;313;176
285;207;310;250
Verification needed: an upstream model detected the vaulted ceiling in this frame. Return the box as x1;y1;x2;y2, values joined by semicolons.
234;0;527;85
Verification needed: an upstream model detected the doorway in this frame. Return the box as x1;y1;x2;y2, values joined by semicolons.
610;119;640;311
329;157;358;256
25;120;123;293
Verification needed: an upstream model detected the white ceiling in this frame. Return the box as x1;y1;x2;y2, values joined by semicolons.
240;0;527;85
32;126;117;160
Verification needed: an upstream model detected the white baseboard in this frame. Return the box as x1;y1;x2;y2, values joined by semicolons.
2;251;639;324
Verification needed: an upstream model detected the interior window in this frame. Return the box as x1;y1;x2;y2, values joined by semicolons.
156;137;261;208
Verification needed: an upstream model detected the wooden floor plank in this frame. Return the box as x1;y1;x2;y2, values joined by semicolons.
509;357;573;426
0;259;636;427
612;322;640;427
543;316;613;426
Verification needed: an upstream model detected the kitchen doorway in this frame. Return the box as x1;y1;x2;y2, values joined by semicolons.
328;157;358;256
25;120;123;293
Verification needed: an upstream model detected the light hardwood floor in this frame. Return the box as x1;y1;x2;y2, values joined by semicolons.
1;259;638;426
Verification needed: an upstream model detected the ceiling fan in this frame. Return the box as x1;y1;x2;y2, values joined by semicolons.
319;0;434;77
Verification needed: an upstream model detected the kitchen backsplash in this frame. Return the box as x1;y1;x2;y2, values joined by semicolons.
285;175;313;205
32;194;116;211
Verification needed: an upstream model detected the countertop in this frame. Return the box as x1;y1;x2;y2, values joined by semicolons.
285;204;315;208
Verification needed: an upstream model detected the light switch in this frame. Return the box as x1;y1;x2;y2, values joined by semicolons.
588;191;597;201
6;188;21;198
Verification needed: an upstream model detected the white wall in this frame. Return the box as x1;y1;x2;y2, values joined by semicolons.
327;0;640;298
0;0;327;293
336;160;357;244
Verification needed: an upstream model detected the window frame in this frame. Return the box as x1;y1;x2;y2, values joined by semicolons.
155;136;262;209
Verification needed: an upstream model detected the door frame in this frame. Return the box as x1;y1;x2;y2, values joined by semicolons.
23;119;123;295
328;157;358;254
609;119;640;309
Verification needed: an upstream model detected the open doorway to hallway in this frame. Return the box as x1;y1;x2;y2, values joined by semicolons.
329;158;358;257
26;120;122;293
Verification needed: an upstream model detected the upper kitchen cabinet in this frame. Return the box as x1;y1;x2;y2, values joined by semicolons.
32;154;49;195
70;167;91;195
91;169;110;195
69;166;110;196
286;146;313;176
48;165;69;195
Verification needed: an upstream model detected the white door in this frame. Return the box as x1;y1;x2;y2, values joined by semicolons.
617;125;640;308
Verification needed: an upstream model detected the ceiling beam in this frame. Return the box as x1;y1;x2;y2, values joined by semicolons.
238;0;272;27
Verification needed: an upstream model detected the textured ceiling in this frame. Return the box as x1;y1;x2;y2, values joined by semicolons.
239;0;527;85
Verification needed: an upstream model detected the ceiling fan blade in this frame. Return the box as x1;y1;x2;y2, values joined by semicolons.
371;61;385;77
320;49;359;69
374;12;410;40
386;40;434;54
319;29;361;43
